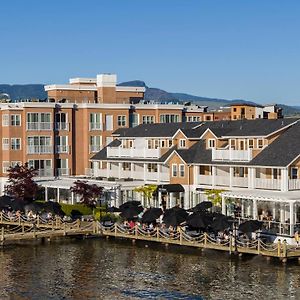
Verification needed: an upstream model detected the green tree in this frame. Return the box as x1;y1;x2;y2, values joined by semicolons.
204;189;225;207
134;184;157;207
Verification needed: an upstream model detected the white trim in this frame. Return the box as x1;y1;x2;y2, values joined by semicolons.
172;128;188;139
199;128;218;139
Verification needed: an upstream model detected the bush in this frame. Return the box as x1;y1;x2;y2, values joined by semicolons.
94;211;119;222
60;203;107;217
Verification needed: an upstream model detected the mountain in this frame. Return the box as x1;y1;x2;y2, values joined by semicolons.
1;81;300;116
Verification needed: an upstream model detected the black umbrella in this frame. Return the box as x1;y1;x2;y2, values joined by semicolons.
42;201;65;216
163;207;188;227
9;199;25;212
119;201;141;210
189;201;213;212
141;208;163;223
0;195;14;209
186;212;213;229
239;220;262;233
211;215;231;232
120;206;143;220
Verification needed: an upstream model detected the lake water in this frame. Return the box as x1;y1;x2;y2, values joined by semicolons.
0;238;300;300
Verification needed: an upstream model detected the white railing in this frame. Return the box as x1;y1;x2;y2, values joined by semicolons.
56;145;69;153
27;145;52;154
215;175;230;186
288;179;300;190
55;122;69;131
198;175;213;185
89;123;102;131
26;122;52;131
255;178;281;190
56;168;70;176
212;148;252;161
231;176;248;187
36;169;53;177
107;147;160;158
89;145;102;153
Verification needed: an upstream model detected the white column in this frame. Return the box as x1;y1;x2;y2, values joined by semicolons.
45;187;48;202
194;166;199;185
212;166;216;187
143;164;147;181
229;167;233;188
248;167;255;189
221;194;226;215
57;188;60;203
253;199;258;219
290;201;295;236
118;163;122;179
71;191;75;205
158;190;162;208
116;187;121;207
169;192;175;208
280;204;285;223
107;162;110;178
131;163;134;179
157;164;161;182
281;168;288;192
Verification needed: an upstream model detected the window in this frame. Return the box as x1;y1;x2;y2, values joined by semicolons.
27;113;51;130
160;114;180;123
130;113;139;127
230;139;236;149
55;113;68;130
142;115;154;124
90;113;102;130
179;139;186;148
2;138;9;150
291;168;298;179
11;138;21;150
122;162;131;170
11;114;21;126
89;136;102;153
147;163;158;172
179;164;185;177
208;139;215;149
172;164;178;177
117;115;126;127
257;139;264;149
2;114;9;126
2;161;10;173
248;139;254;149
233;108;237;112
168;140;173;147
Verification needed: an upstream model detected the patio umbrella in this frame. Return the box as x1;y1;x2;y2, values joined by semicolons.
120;206;143;220
119;201;141;210
0;195;14;209
163;207;188;227
141;208;163;223
239;220;262;233
9;199;25;212
211;215;231;232
42;201;65;216
107;206;122;213
189;201;213;212
186;212;213;229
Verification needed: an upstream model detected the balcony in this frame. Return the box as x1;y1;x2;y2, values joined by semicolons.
212;148;252;162
56;145;70;154
56;168;70;176
36;169;53;177
89;123;102;131
89;145;102;153
107;147;161;159
288;179;300;190
26;122;52;131
55;122;69;131
27;145;52;154
255;178;281;190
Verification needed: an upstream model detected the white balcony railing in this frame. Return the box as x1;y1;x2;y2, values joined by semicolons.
56;168;70;176
215;175;230;186
55;122;69;131
255;178;281;190
198;175;213;185
288;179;300;190
56;145;69;154
89;145;102;153
36;169;53;177
27;145;52;154
231;176;248;188
89;123;102;131
212;148;252;161
107;147;160;159
26;122;52;131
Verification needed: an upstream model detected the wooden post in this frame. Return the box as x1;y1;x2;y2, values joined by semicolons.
204;232;207;247
229;235;233;254
63;223;66;236
156;227;159;240
22;224;25;234
257;239;261;255
135;225;138;238
179;227;183;245
282;240;287;259
277;240;281;257
77;219;80;229
114;224;117;237
37;216;40;227
18;216;21;226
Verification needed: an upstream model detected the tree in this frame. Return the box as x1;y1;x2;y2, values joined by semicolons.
134;184;157;207
5;163;39;202
204;189;225;207
70;180;103;209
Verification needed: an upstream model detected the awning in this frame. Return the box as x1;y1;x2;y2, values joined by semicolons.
157;184;185;193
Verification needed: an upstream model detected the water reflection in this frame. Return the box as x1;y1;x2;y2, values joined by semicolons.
1;239;300;299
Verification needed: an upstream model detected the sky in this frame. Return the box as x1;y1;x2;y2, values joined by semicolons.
1;0;300;105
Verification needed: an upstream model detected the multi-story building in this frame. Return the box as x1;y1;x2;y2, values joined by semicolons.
90;118;300;236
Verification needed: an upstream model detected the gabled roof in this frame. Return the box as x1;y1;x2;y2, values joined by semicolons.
250;122;300;167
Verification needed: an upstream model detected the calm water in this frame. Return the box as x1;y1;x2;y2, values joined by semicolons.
0;238;300;300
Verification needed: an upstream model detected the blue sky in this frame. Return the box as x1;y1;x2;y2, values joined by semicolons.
1;0;300;105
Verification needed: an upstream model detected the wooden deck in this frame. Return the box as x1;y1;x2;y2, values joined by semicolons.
99;224;300;261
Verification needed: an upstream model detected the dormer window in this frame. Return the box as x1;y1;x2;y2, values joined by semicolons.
179;139;186;148
248;139;254;149
208;139;215;149
257;139;264;149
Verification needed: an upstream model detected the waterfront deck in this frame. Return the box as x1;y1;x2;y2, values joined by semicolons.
99;224;300;261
